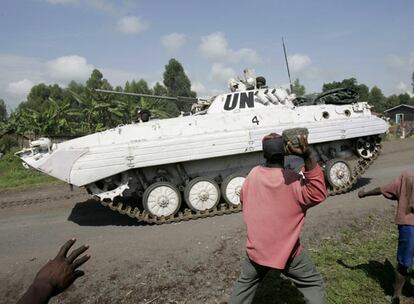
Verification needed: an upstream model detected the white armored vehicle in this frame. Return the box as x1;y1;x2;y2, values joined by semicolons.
16;71;388;224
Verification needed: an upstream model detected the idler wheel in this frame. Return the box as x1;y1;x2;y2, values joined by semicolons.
86;172;130;201
184;177;220;212
324;159;352;189
221;173;246;207
143;182;181;217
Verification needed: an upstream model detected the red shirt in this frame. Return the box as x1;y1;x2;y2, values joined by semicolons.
240;165;327;269
381;170;414;225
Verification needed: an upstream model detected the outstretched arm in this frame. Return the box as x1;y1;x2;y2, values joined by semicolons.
17;239;90;304
358;187;382;198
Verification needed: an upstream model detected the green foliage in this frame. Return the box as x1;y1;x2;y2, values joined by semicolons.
368;86;386;112
121;79;179;120
322;77;414;112
163;58;196;111
0;135;18;153
0;149;58;190
412;71;414;94
152;82;180;117
0;99;7;121
397;93;411;105
126;79;152;94
10;60;414;137
153;82;168;96
292;78;306;96
323;78;369;101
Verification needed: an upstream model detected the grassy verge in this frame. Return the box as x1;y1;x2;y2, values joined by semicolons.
0;149;60;190
312;214;399;304
254;213;409;304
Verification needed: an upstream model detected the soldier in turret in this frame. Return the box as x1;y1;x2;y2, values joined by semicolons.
255;76;267;89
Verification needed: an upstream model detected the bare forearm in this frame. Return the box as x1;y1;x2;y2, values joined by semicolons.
303;152;317;171
359;187;382;198
17;281;53;304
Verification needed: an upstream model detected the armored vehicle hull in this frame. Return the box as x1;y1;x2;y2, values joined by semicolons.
17;88;388;224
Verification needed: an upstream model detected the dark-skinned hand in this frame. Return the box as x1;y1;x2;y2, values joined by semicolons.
287;134;311;158
33;239;90;296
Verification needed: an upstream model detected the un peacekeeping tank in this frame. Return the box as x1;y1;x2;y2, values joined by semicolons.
16;70;388;224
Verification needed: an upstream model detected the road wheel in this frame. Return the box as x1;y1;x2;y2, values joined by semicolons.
143;182;181;217
221;174;245;207
325;159;352;189
355;137;378;159
184;177;220;212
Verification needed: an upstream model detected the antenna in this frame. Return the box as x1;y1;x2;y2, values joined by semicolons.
282;37;293;93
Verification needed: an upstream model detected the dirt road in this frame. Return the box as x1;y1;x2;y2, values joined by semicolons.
1;138;413;304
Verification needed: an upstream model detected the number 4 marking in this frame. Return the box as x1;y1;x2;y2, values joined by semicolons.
252;116;259;125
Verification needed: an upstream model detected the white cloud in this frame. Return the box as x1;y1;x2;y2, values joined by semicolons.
199;32;260;64
6;79;35;97
200;32;229;59
285;53;323;81
46;55;94;82
209;63;235;83
191;81;207;95
396;82;408;91
233;48;260;65
45;1;142;33
117;16;147;34
0;52;168;109
288;54;312;73
161;33;186;53
385;52;414;72
385;54;405;71
392;82;414;97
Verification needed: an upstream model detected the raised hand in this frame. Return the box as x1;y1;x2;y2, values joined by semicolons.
17;239;90;304
287;135;311;158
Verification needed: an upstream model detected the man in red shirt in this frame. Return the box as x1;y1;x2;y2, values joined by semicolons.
358;171;414;304
229;133;327;304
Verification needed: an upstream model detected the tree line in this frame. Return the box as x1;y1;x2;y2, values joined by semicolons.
0;58;195;138
1;60;414;138
291;72;414;113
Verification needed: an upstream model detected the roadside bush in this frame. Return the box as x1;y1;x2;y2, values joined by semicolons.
0;135;18;154
0;148;58;189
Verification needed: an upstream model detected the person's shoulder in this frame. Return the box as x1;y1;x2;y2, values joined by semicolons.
281;168;301;184
250;165;264;173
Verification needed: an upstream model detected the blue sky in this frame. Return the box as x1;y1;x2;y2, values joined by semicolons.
1;0;413;109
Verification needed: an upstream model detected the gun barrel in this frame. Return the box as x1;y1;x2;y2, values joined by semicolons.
95;89;198;103
95;89;179;101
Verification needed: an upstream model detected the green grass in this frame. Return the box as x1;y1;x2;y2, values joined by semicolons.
311;215;399;304
253;213;407;304
0;149;60;190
